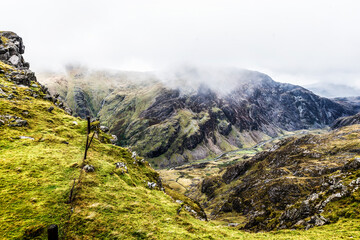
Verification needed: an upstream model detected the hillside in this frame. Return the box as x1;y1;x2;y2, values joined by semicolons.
38;67;355;168
185;124;360;232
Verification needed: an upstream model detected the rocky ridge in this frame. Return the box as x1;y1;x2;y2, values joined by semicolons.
189;124;360;231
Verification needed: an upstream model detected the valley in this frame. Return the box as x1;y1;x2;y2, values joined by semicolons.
159;128;327;195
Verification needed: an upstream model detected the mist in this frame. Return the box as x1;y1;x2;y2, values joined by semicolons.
156;65;268;95
2;0;360;91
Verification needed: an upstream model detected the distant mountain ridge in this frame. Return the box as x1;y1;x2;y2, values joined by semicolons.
38;67;356;167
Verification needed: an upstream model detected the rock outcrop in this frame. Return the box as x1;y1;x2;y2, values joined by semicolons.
0;31;72;115
0;31;29;69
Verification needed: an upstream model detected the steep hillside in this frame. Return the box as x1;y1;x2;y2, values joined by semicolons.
39;67;355;168
187;124;360;232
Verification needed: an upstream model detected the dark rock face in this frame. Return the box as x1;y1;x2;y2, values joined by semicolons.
140;89;182;122
119;73;354;166
331;112;360;129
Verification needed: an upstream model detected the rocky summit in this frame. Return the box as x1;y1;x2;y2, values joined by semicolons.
39;67;355;167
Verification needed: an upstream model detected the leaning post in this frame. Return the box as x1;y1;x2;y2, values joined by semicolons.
84;116;90;160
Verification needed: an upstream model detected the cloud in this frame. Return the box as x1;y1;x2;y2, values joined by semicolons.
1;0;360;90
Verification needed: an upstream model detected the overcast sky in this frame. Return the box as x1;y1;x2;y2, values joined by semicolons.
2;0;360;90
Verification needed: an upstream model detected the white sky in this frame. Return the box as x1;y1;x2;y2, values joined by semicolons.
1;0;360;88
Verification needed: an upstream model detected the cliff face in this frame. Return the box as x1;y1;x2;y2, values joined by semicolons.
38;68;356;167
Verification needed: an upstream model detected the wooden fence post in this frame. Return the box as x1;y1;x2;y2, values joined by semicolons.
48;224;58;240
84;116;90;160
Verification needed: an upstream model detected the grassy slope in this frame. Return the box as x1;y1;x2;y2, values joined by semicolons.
1;60;360;239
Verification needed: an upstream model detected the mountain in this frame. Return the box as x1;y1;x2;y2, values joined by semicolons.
38;67;356;168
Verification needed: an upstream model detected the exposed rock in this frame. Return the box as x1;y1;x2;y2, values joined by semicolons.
100;126;109;132
83;165;95;172
343;158;360;171
110;135;118;144
9;119;28;127
115;162;128;173
227;223;239;227
8;55;19;65
65;108;73;115
19;136;34;140
0;31;29;69
307;215;329;227
43;94;52;101
47;106;54;113
333;96;360;113
7;94;14;100
147;181;157;189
